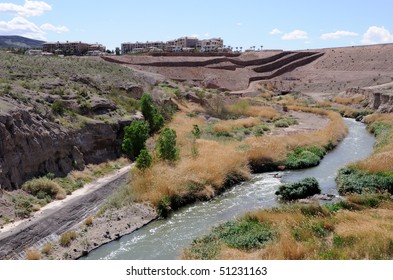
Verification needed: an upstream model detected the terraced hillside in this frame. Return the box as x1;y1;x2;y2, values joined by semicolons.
102;51;324;91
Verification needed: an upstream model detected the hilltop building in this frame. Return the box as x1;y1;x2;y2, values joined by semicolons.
121;37;224;54
43;41;106;56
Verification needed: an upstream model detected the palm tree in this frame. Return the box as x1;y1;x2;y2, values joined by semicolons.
240;46;243;52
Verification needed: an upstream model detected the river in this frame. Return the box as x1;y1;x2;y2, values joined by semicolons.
82;118;375;260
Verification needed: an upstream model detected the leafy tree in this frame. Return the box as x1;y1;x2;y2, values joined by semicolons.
157;128;178;161
115;47;121;55
135;149;152;170
122;121;149;160
140;93;164;134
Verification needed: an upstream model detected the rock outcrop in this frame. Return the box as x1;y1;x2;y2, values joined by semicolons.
0;107;127;190
345;88;393;113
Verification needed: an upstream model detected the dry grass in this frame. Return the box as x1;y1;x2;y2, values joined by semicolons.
246;106;348;163
26;248;41;260
351;114;393;174
227;101;280;119
213;117;260;133
185;195;393;260
129;105;347;213
69;157;130;182
333;95;365;105
132;139;250;207
84;216;93;226
41;243;53;255
59;231;77;247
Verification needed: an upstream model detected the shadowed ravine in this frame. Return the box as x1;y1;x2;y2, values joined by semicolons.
82;118;375;260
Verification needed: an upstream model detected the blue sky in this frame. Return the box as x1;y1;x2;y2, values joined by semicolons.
1;0;393;51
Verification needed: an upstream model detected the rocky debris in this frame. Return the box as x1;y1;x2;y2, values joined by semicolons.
44;204;157;260
42;79;65;90
118;83;144;99
89;97;117;114
183;93;206;106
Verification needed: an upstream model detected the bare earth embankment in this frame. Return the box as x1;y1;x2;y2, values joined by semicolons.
0;166;157;259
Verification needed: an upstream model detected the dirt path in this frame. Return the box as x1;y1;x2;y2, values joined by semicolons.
0;165;156;259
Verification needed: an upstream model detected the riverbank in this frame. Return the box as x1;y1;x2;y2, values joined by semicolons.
183;115;393;260
0;165;157;260
81;117;373;260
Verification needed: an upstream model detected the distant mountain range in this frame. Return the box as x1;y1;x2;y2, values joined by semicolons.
0;35;45;49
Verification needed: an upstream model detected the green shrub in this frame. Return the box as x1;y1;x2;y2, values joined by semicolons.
135;149;152;170
336;167;393;195
286;146;326;169
22;177;66;200
51;100;65;115
275;177;321;200
274;119;289;128
157;128;178;161
213;217;275;250
140;93;164;134
122;120;149;160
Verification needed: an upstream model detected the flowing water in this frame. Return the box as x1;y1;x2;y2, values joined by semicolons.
82;118;375;260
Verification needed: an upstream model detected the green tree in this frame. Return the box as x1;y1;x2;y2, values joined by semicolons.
157;128;178;161
115;47;121;55
135;149;152;170
122;121;149;160
140;93;164;134
192;124;201;139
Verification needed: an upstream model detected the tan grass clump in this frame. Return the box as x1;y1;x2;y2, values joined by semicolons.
22;177;66;200
59;231;77;247
333;95;364;105
41;243;53;255
26;248;41;260
246;106;347;163
213;117;260;133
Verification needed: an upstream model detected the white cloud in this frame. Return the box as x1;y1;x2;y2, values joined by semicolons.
281;30;308;40
269;28;282;35
321;30;358;40
40;23;69;33
361;26;393;44
0;16;45;39
236;22;242;26
0;0;51;17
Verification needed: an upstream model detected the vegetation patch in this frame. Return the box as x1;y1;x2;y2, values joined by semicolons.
275;177;321;200
336;167;393;195
22;177;66;201
183;193;393;260
285;146;326;169
183;216;275;259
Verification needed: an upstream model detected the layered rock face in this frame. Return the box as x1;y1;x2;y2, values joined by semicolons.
0;108;124;190
345;88;393;113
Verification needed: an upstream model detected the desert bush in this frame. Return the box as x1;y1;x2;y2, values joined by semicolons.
22;177;66;200
51;100;65;115
275;177;321;200
26;248;41;260
84;216;93;226
59;231;77;247
41;243;53;255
